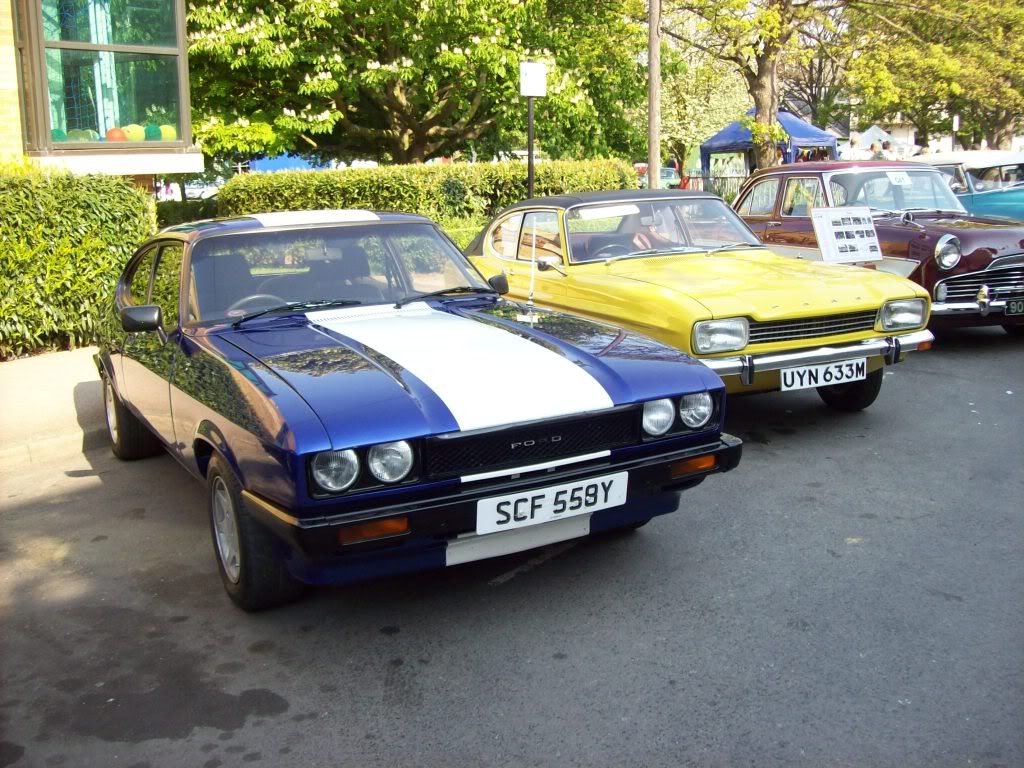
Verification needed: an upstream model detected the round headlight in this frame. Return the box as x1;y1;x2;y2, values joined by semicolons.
367;440;414;483
934;234;961;270
679;392;714;428
642;399;675;436
312;449;359;492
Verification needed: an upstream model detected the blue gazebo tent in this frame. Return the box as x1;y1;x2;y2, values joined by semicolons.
700;111;838;175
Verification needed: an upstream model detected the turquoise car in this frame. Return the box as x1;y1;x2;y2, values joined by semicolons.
926;150;1024;222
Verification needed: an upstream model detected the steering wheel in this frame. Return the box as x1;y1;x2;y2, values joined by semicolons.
227;294;286;313
592;243;633;259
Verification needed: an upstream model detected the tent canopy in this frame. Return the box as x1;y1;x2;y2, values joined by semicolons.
700;110;838;175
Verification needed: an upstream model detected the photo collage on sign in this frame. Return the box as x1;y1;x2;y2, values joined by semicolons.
809;207;883;264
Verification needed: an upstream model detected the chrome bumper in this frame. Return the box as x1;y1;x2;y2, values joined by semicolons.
932;299;1011;316
702;329;935;386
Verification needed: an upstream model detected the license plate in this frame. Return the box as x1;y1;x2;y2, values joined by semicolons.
780;358;867;391
1007;299;1024;315
476;472;628;535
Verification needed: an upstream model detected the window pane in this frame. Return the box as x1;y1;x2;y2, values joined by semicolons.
490;213;523;259
518;211;563;262
152;243;183;328
46;48;180;142
128;248;156;304
781;178;824;216
737;179;778;216
42;0;176;47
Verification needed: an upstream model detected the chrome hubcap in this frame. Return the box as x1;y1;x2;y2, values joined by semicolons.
212;477;241;583
103;379;118;444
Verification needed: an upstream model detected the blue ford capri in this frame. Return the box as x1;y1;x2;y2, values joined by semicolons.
97;210;742;610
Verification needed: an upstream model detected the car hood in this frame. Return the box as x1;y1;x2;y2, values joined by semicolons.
875;214;1024;258
607;248;925;320
221;300;720;449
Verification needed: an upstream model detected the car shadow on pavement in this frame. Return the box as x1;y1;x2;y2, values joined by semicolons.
929;324;1019;353
73;379;107;455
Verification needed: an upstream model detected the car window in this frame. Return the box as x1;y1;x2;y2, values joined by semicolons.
826;170;966;212
187;223;487;322
517;211;563;263
736;178;779;216
152;243;183;329
781;178;824;216
935;165;969;193
490;213;524;260
127;246;158;305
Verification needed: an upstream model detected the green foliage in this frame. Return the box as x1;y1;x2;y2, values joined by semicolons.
156;198;219;228
0;165;155;359
215;160;637;221
187;0;647;163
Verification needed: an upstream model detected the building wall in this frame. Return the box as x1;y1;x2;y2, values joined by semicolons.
0;0;24;159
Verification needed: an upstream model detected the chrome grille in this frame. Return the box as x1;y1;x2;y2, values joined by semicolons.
748;310;878;344
937;265;1024;301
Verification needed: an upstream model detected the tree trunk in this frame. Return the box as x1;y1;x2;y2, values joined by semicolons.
746;55;780;170
985;110;1015;150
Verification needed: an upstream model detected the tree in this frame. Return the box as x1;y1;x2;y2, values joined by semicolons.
660;50;750;170
188;0;648;163
778;10;849;129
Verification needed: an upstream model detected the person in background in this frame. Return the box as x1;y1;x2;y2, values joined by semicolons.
841;134;871;161
881;140;897;160
869;142;884;159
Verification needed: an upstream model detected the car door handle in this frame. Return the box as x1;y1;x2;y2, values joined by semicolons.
766;221;782;228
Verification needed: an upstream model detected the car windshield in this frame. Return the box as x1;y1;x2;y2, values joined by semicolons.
187;222;488;324
825;169;967;213
564;198;760;263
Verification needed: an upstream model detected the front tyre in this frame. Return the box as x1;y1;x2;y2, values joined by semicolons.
207;455;304;611
1002;323;1024;337
102;374;162;460
816;367;884;412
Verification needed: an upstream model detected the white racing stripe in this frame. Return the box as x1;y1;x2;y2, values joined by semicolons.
307;303;614;431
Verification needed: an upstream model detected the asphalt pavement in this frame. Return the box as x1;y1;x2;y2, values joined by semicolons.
0;328;1021;768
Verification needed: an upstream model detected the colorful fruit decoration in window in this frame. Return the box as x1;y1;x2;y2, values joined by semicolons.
144;123;163;141
123;124;145;142
51;128;68;142
159;124;177;140
106;127;127;141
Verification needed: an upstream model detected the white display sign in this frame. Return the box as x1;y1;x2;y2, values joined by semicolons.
810;207;883;264
519;61;548;97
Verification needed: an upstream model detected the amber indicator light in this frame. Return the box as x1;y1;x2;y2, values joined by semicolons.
669;455;717;478
338;516;410;545
917;340;933;352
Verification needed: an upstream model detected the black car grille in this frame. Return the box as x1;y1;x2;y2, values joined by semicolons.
748;310;878;344
424;407;639;480
938;265;1024;301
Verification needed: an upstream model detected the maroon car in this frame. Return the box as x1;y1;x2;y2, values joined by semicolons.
734;161;1024;336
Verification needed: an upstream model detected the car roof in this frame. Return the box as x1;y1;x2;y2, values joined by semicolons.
159;209;432;242
505;189;717;211
747;160;933;179
923;150;1024;169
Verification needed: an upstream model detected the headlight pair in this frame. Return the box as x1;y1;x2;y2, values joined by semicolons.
642;393;715;436
311;440;414;493
878;298;927;331
693;318;748;354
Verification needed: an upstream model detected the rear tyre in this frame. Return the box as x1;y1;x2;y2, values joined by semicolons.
816;367;884;412
102;374;162;460
207;455;304;611
1002;323;1024;337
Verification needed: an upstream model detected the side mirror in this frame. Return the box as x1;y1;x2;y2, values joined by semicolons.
536;256;567;276
120;305;162;333
487;274;510;295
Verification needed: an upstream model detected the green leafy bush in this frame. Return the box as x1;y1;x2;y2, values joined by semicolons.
0;163;155;359
216;159;638;221
156;198;218;228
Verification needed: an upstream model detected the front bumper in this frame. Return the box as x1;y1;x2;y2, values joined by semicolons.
701;329;934;386
931;298;1020;317
242;434;742;585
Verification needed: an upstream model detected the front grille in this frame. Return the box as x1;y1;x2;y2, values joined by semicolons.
424;407;639;480
937;265;1024;301
748;310;878;344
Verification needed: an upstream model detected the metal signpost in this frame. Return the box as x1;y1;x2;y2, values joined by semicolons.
520;61;548;198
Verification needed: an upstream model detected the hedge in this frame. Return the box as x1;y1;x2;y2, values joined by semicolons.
216;159;638;222
0;163;155;359
156;198;218;228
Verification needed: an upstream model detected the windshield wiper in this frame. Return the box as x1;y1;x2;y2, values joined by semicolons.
604;245;704;264
703;242;766;256
393;286;495;309
232;299;363;328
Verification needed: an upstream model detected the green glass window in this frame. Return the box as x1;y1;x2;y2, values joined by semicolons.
128;247;156;304
42;0;176;47
151;243;183;328
46;48;180;142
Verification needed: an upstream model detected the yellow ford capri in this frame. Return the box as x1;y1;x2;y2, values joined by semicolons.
466;190;934;411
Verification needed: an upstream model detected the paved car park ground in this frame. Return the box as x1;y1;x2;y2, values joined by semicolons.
1;329;1021;768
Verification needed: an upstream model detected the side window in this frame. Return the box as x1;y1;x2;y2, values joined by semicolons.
127;247;158;305
830;181;849;206
781;178;824;216
151;243;184;329
490;213;524;260
517;211;563;263
736;179;779;216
